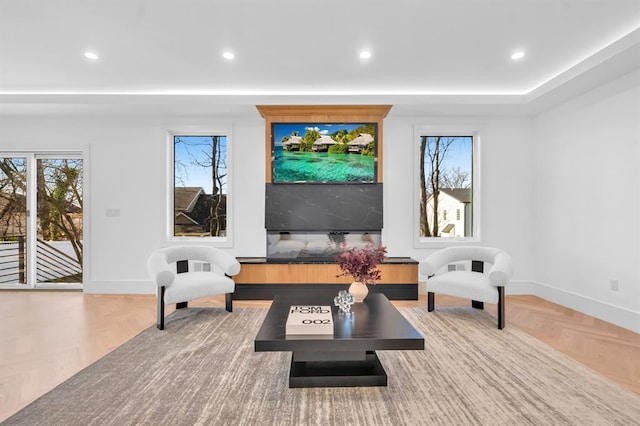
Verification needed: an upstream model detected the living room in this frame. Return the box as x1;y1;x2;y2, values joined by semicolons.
1;0;639;423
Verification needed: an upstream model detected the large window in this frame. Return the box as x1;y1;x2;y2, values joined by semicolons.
171;133;230;242
414;127;479;246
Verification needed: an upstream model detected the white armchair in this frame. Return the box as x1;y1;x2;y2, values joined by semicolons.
420;246;513;329
147;245;241;330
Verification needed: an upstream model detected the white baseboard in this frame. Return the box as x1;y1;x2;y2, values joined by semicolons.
85;280;156;295
530;281;640;334
505;280;536;295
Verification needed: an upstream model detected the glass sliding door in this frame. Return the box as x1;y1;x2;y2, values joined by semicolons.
35;157;83;285
0;153;83;288
0;157;28;285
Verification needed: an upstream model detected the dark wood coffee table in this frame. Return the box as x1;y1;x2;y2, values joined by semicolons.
254;292;424;388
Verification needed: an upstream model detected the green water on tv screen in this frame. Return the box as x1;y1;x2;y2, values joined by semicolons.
272;122;377;183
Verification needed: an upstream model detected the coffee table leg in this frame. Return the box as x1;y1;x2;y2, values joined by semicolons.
288;350;387;388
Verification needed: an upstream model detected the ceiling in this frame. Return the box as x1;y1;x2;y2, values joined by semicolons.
1;0;639;117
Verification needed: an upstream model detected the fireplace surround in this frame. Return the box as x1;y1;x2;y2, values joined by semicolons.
230;105;418;299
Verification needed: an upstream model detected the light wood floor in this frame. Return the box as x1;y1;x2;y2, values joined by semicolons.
1;291;639;421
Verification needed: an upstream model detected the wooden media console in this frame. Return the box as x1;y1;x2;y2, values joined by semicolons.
233;257;419;300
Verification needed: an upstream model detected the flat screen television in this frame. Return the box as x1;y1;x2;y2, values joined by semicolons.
271;122;378;183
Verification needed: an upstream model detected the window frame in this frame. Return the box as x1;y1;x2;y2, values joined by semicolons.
167;129;233;247
413;125;481;248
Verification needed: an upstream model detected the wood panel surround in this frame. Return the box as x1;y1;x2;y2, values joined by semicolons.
256;105;392;183
250;105;417;299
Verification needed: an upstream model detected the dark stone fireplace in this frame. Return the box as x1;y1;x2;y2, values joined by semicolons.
265;183;383;262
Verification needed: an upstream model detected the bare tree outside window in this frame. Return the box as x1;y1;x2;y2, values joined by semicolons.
0;158;26;239
37;159;84;266
174;135;228;237
419;136;473;238
0;158;27;284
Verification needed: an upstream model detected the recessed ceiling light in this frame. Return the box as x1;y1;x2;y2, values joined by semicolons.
223;51;235;60
84;51;99;60
359;50;372;60
511;50;525;60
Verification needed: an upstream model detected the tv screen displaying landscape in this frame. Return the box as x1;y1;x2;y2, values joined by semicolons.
272;122;377;183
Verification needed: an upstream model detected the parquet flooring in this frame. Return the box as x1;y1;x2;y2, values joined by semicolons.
1;291;638;421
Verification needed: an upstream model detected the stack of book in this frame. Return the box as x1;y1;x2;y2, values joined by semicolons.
285;305;334;335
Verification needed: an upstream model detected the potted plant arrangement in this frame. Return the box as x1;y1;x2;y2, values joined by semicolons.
335;243;387;302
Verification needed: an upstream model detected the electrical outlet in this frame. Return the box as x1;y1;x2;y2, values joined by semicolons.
610;279;619;291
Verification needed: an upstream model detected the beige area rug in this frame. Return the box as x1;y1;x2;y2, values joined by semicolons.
5;306;640;425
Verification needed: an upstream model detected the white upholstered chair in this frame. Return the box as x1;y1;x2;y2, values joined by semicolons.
147;245;241;330
420;246;513;329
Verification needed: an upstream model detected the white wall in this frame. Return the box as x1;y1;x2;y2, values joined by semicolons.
0;112;535;294
384;115;535;288
0;115;266;293
532;70;640;331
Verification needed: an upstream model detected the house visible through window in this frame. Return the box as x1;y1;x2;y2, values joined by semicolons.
173;135;228;238
418;135;473;239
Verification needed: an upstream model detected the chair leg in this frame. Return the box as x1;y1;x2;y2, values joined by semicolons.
157;286;166;330
176;301;188;309
471;300;485;310
497;286;505;329
225;293;233;312
427;292;435;312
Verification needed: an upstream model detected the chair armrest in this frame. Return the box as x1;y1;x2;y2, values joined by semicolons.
488;252;513;286
419;248;457;277
147;252;175;286
207;249;241;277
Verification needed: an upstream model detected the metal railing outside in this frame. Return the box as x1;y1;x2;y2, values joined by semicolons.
0;237;26;284
0;236;82;284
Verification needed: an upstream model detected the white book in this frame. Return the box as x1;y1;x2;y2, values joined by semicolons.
285;305;334;335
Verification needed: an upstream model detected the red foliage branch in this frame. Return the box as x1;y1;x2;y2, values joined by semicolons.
335;243;387;285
